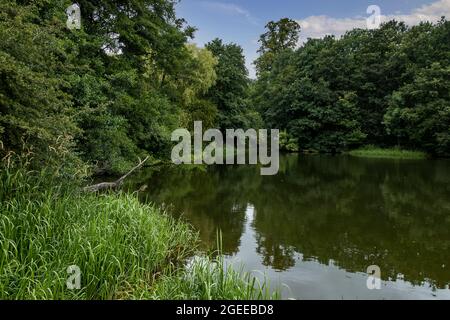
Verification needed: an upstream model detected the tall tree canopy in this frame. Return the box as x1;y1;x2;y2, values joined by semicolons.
205;38;251;129
0;0;259;173
252;17;450;156
255;18;301;75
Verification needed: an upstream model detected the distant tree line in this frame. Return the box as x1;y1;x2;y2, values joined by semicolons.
252;18;450;156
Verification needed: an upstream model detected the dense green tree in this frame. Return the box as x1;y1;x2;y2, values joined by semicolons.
70;0;198;172
255;18;300;75
340;21;407;145
384;19;450;156
167;44;219;129
0;1;83;173
205;38;251;130
258;36;366;152
76;0;195;72
384;63;450;156
0;0;215;173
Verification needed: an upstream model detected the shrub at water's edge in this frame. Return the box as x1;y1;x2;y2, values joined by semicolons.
348;146;427;159
0;168;276;299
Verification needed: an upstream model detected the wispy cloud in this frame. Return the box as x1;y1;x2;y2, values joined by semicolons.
200;1;259;25
297;0;450;42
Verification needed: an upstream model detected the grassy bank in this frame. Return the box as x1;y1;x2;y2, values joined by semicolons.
135;255;277;299
0;168;275;299
348;146;427;159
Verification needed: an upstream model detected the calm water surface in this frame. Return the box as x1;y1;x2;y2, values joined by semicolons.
130;154;450;299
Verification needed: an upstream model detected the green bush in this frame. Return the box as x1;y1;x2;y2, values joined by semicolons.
279;130;299;152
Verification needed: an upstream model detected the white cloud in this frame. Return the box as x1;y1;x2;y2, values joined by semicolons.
297;0;450;42
201;1;259;25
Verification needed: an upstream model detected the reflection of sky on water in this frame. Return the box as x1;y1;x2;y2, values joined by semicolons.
225;205;450;300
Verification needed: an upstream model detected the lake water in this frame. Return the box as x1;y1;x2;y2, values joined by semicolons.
130;154;450;299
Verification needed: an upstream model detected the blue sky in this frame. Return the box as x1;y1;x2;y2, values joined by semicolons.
176;0;449;77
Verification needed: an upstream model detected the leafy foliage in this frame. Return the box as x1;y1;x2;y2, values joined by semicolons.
0;1;81;169
205;38;252;130
253;18;450;156
0;1;257;174
255;18;301;75
1;1;449;175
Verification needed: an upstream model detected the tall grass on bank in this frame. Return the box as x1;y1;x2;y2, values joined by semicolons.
0;168;277;299
348;146;427;159
139;235;279;300
0;168;196;299
143;255;278;300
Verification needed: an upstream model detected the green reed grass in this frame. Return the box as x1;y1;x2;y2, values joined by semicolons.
0;168;277;300
348;146;427;159
139;232;279;300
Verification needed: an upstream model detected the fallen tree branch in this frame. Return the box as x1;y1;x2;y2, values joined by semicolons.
84;156;150;192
